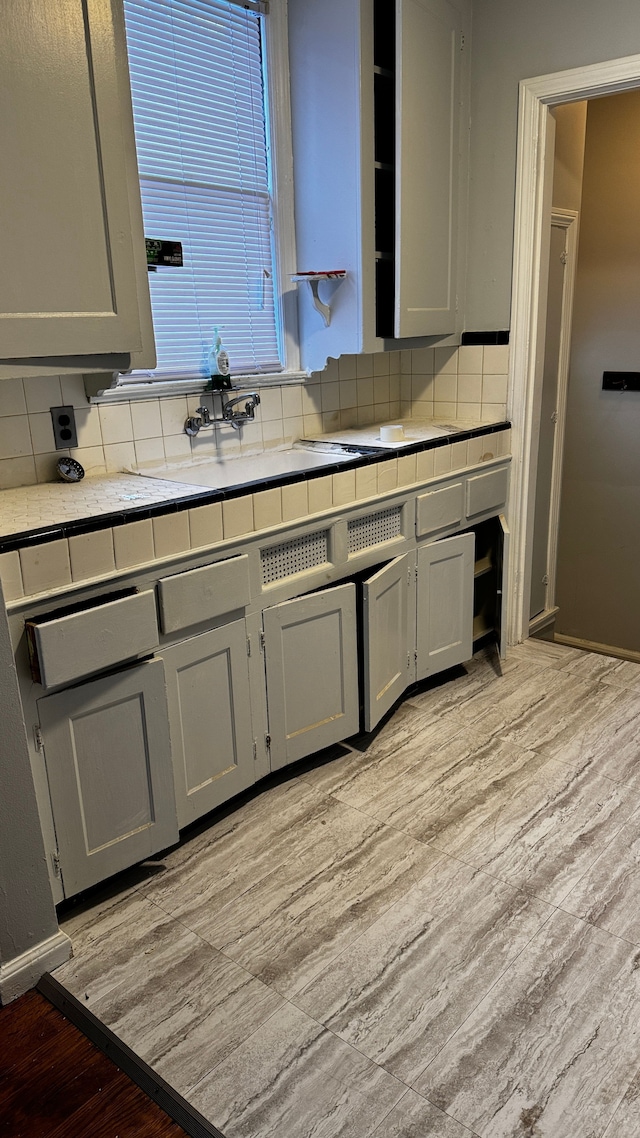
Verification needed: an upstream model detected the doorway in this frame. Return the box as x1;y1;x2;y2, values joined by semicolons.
507;52;640;654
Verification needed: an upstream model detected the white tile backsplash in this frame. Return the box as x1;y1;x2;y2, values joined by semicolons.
104;441;136;473
457;345;484;374
0;379;27;417
0;456;37;488
99;402;133;446
457;374;483;403
23;376;62;414
482;374;509;404
0;416;33;458
0;347;509;490
28;412;57;455
482;344;510;374
131;399;163;440
434;346;458;375
321;382;341;413
338;354;357;381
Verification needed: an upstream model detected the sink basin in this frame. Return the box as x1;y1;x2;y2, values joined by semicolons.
136;442;378;491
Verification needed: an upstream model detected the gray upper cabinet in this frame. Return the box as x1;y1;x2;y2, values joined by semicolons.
0;0;153;368
395;0;465;337
263;583;360;769
288;0;469;371
37;658;178;898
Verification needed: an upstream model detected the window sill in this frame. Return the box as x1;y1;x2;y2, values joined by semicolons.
85;370;311;403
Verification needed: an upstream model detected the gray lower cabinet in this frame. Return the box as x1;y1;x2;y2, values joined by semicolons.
362;553;413;732
262;582;360;770
37;658;178;898
416;532;475;679
162;620;256;829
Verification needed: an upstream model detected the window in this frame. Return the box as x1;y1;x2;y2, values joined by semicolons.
122;0;297;383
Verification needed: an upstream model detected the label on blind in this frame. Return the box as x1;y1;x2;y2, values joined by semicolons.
145;239;184;266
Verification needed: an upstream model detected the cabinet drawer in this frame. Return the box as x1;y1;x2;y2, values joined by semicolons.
416;482;464;537
27;590;159;689
158;554;250;634
466;467;508;519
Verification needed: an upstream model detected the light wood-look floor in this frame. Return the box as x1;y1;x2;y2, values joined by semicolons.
54;638;640;1138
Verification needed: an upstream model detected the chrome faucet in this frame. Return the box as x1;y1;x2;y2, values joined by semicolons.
222;392;261;429
184;391;261;435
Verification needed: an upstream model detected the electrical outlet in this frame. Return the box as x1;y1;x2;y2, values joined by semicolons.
50;406;78;450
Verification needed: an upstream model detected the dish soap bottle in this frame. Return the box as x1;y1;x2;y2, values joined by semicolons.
208;327;231;390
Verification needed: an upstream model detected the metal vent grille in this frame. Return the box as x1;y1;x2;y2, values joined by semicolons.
261;530;329;584
348;507;402;554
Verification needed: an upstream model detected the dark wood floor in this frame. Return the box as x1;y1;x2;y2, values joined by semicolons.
0;989;190;1138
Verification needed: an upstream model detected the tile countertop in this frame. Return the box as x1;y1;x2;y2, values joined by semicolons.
0;419;510;556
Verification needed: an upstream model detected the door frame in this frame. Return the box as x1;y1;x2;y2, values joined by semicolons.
507;52;640;645
530;207;578;628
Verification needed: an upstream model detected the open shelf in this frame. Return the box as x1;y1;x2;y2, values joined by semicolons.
471;516;505;648
474;554;494;579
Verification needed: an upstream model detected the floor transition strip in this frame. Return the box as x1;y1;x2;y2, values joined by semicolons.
37;972;227;1138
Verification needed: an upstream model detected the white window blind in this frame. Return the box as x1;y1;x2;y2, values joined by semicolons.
123;0;282;379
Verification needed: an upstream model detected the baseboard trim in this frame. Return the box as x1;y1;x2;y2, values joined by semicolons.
553;633;640;664
0;930;72;1004
529;607;559;635
37;973;226;1138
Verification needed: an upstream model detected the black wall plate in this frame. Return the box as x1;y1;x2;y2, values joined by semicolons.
602;372;640;391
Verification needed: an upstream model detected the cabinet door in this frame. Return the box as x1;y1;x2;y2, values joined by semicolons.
38;658;177;898
497;515;510;660
395;0;465;337
163;621;255;829
362;554;412;731
0;0;144;359
263;583;359;769
417;532;474;679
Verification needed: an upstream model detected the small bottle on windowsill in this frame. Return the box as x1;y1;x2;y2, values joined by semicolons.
206;327;232;391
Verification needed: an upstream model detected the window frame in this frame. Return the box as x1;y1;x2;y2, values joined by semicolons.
108;0;303;401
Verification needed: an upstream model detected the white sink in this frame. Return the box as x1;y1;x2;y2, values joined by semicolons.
136;443;372;491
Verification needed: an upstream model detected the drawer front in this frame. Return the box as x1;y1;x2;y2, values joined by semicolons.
30;590;159;689
416;481;464;537
466;466;508;519
158;554;251;634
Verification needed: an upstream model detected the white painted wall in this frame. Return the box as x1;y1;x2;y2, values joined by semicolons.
467;0;640;329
